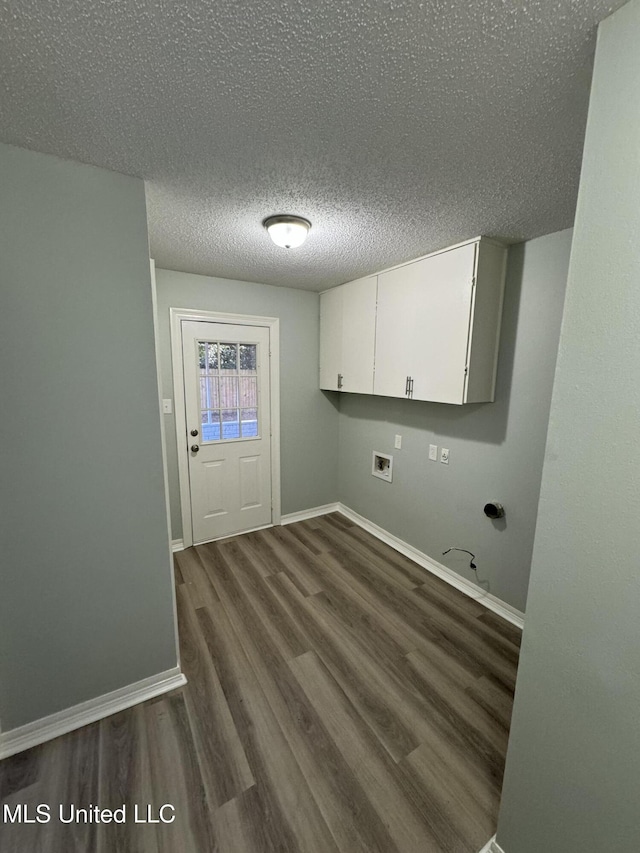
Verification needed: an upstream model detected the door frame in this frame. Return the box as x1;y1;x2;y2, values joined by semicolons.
170;307;281;549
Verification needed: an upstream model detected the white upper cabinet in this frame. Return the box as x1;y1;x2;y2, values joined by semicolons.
341;276;378;393
375;242;478;403
319;237;506;405
319;275;377;393
319;285;343;390
375;238;506;404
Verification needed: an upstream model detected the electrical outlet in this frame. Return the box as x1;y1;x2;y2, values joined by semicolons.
429;444;438;461
440;447;450;464
394;434;402;450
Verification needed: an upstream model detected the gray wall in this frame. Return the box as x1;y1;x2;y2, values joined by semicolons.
496;1;640;850
154;270;340;540
337;229;572;613
0;144;178;731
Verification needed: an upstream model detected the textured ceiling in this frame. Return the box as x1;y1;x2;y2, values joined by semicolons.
0;0;624;290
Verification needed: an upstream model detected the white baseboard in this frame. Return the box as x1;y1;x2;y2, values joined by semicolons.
281;502;340;525
172;504;338;549
337;504;524;630
277;501;523;628
0;667;187;760
478;837;503;853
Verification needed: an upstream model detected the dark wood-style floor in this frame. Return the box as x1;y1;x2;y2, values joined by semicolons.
0;513;520;853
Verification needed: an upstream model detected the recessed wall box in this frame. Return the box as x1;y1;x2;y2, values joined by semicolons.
372;452;393;482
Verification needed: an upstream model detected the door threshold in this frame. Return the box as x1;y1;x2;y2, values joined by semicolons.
193;522;274;547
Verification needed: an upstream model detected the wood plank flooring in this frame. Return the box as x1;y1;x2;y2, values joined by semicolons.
0;513;520;853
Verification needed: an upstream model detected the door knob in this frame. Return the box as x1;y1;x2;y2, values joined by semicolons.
190;444;200;453
190;429;199;437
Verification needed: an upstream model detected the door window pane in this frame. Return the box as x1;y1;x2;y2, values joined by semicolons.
207;343;218;371
221;408;240;439
220;375;239;408
201;410;221;441
219;343;237;371
197;339;259;442
241;408;258;437
200;377;220;410
239;344;257;372
239;376;257;407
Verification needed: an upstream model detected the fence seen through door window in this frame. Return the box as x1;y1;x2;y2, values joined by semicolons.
198;341;259;441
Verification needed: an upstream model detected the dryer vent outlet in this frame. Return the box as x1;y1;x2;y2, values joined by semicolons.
372;452;393;483
484;501;505;519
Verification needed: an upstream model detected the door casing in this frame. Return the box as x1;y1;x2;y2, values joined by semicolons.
170;308;281;549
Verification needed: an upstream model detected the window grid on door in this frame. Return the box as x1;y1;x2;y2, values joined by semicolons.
197;341;258;442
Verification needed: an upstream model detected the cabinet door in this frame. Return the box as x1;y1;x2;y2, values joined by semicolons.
319;286;343;390
411;243;476;404
374;243;476;403
374;267;419;398
340;275;377;394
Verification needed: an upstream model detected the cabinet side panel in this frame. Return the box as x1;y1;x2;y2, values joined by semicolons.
319;286;343;390
341;276;377;394
465;241;507;403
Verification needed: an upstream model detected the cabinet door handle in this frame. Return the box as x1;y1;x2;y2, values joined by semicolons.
406;376;413;397
337;373;344;389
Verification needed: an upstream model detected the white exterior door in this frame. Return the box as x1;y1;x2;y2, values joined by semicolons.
181;320;272;544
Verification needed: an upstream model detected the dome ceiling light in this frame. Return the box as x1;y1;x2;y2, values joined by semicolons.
263;214;311;249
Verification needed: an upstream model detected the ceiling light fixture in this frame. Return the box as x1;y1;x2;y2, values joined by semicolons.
263;214;311;249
